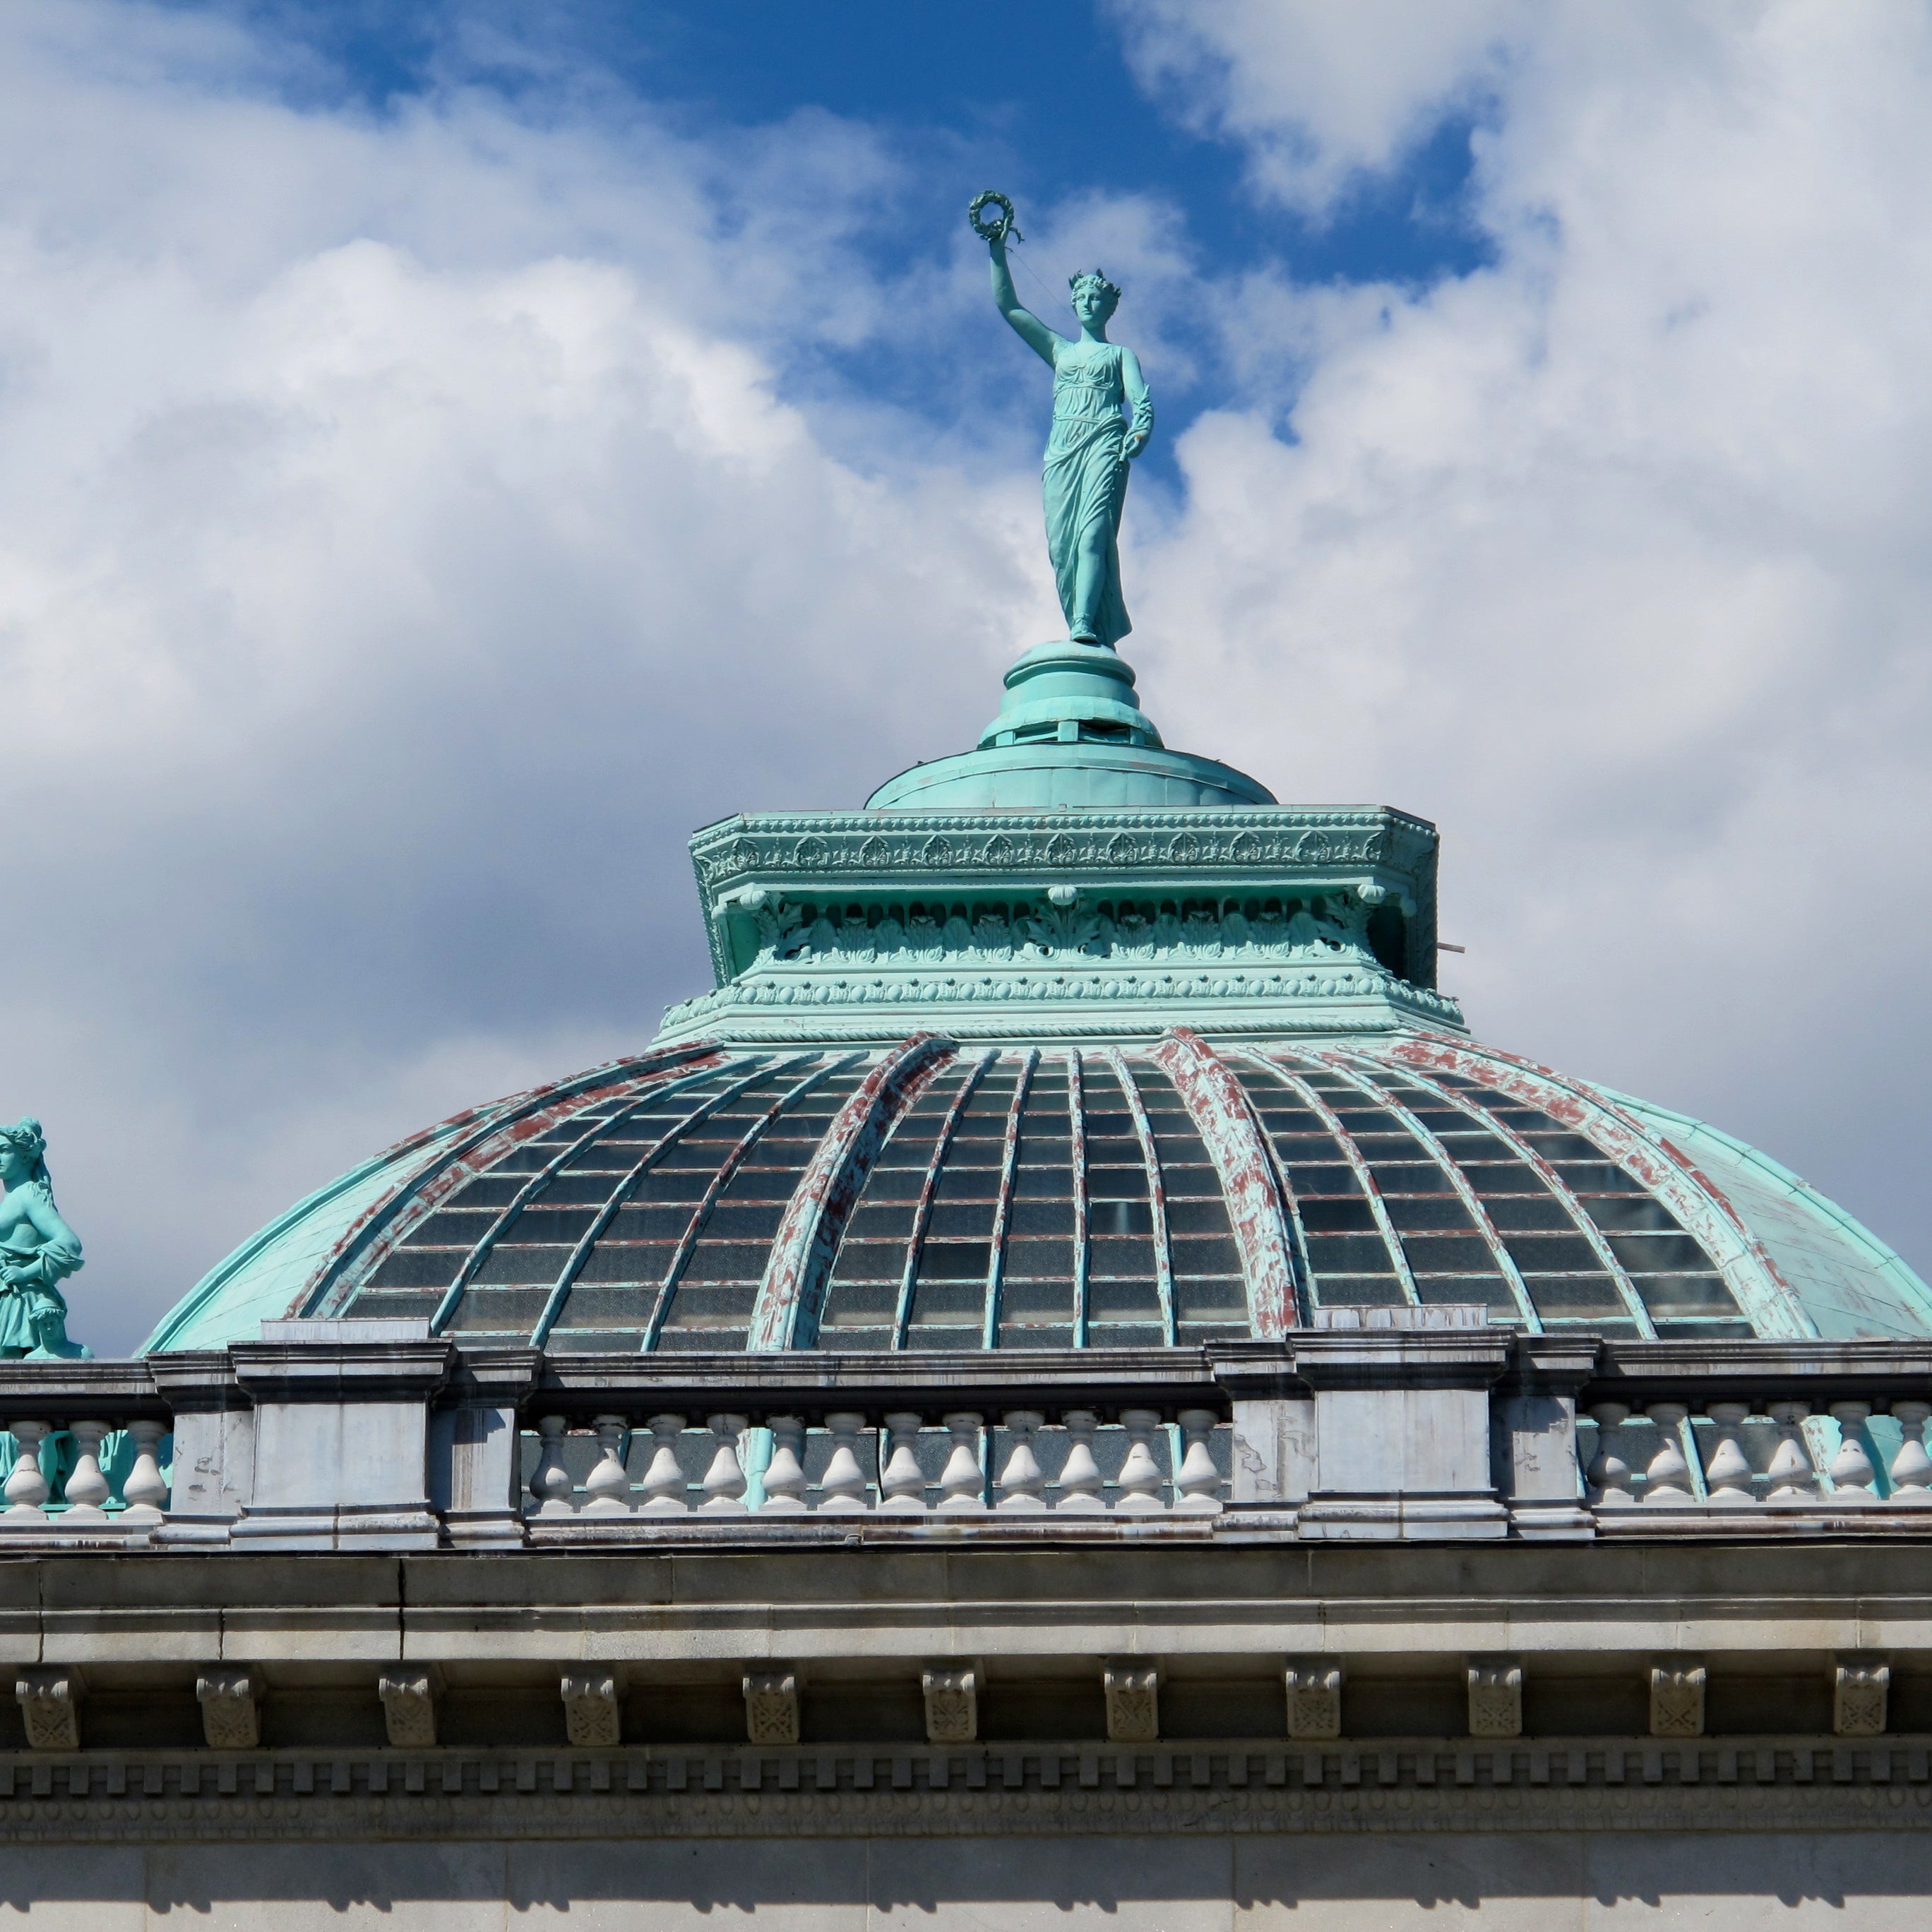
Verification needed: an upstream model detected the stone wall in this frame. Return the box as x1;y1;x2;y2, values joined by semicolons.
6;1826;1932;1928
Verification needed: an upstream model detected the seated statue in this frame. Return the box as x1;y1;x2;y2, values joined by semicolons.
0;1118;88;1361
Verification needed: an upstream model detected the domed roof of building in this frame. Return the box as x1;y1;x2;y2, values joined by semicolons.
144;1027;1932;1353
142;637;1932;1354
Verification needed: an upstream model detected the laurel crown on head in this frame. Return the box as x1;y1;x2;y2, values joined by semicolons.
1068;270;1122;316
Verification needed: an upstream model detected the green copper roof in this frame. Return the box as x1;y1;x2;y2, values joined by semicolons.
141;1031;1932;1354
866;640;1275;811
138;626;1931;1356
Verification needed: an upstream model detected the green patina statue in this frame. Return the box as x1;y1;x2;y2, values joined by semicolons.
0;1118;88;1360
974;191;1152;648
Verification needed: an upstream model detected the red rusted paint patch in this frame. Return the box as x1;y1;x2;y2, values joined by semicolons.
1155;1028;1300;1337
750;1033;958;1350
1383;1032;1806;1337
304;1042;727;1317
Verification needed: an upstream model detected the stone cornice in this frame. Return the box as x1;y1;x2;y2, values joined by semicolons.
682;804;1445;1007
0;1739;1926;1844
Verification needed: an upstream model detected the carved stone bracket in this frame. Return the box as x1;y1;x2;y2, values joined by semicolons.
196;1667;263;1750
559;1671;624;1748
1466;1657;1524;1739
14;1667;83;1751
378;1666;446;1748
744;1667;801;1746
1284;1660;1342;1741
1103;1661;1160;1743
922;1665;979;1744
1834;1654;1890;1737
1650;1657;1707;1739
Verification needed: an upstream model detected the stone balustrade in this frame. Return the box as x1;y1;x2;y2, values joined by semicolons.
0;1409;173;1542
518;1406;1230;1522
1578;1392;1932;1522
0;1324;1931;1549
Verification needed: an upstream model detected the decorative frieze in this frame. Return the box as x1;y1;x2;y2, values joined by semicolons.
196;1669;263;1751
1833;1656;1889;1737
1284;1661;1342;1741
744;1668;801;1746
686;804;1443;999
1466;1657;1524;1739
559;1672;624;1748
921;1666;979;1744
690;807;1433;898
378;1667;444;1748
729;890;1390;972
1103;1662;1160;1743
0;1739;1926;1845
1650;1658;1707;1739
14;1669;82;1751
662;963;1462;1036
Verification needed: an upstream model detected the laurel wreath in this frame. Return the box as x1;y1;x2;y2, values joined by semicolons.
968;191;1021;244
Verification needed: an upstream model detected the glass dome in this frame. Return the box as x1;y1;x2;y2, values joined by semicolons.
144;1029;1932;1354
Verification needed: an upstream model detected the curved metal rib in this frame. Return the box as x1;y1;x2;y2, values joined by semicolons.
893;1051;994;1349
1152;1027;1302;1338
426;1052;741;1337
304;1040;724;1321
1314;1050;1541;1330
750;1034;959;1352
1067;1049;1091;1348
1402;1034;1805;1337
1234;1048;1421;1309
1104;1049;1176;1345
982;1049;1040;1349
643;1053;863;1353
527;1054;811;1349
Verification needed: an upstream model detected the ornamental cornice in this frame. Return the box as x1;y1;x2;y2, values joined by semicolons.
661;965;1462;1025
689;807;1436;896
0;1739;1926;1844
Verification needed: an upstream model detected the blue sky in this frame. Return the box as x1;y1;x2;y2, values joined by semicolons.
183;0;1493;491
6;1;1932;1347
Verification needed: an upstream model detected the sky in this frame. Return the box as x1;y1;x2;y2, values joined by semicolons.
3;0;1930;1352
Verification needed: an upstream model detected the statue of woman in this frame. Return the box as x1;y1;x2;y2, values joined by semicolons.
982;217;1152;648
0;1119;87;1360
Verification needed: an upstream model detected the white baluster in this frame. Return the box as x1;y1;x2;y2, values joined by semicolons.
877;1412;928;1514
580;1415;632;1516
2;1422;50;1521
1888;1400;1932;1503
62;1421;112;1525
527;1414;576;1517
937;1412;988;1514
760;1417;809;1513
1701;1401;1755;1505
119;1419;169;1527
1585;1402;1634;1505
995;1411;1049;1513
1642;1402;1694;1503
817;1412;872;1513
1827;1400;1877;1501
1055;1409;1105;1514
1116;1409;1166;1514
1765;1400;1818;1498
638;1414;690;1515
1174;1408;1224;1515
699;1414;750;1514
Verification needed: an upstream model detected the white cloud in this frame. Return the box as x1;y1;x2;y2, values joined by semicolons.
6;0;1932;1350
0;1;1051;1349
1109;0;1537;213
1109;0;1932;1265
